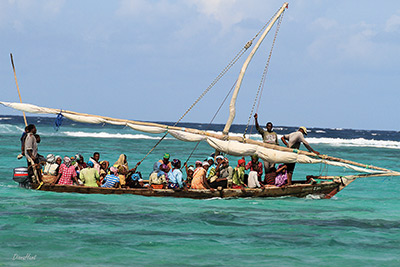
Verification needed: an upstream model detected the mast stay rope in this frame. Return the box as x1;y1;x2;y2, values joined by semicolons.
138;10;284;164
244;10;285;138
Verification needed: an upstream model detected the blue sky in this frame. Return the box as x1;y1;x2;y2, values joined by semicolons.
1;0;400;130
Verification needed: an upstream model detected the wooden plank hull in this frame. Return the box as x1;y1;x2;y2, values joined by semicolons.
30;182;340;199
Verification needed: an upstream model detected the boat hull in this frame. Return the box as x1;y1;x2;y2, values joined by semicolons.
30;182;340;199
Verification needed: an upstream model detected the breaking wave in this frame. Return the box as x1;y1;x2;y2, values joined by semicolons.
307;137;400;149
0;124;24;133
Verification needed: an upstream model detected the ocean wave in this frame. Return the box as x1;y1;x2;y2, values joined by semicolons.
307;137;400;149
315;130;326;133
0;124;24;133
62;131;170;140
0;117;12;120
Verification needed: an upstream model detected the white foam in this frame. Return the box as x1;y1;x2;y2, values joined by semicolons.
0;117;12;120
62;131;170;140
307;137;400;149
0;124;24;133
315;130;326;133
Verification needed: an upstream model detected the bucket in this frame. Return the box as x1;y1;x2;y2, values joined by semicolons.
13;167;30;183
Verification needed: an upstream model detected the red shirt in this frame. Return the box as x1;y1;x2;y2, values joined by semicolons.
58;164;77;185
246;161;263;177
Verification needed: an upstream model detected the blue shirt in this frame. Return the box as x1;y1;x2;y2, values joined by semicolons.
167;169;183;188
101;174;120;188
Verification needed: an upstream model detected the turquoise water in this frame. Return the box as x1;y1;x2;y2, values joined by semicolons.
1;117;400;266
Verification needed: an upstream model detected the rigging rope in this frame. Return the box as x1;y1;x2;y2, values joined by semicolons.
138;8;284;165
183;79;238;166
243;11;285;138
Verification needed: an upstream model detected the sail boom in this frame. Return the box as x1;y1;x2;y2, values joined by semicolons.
0;100;394;173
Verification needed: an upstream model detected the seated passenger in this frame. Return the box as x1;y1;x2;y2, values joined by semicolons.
55;155;62;175
206;156;216;180
43;154;59;176
80;161;100;187
209;155;227;189
158;153;172;172
191;162;214;191
74;154;87;175
125;172;143;188
101;167;120;188
275;164;288;187
264;167;277;185
99;160;109;183
52;157;79;185
149;162;168;188
89;152;101;173
167;159;184;189
184;163;195;187
232;159;247;188
247;161;263;188
212;157;233;188
245;154;263;182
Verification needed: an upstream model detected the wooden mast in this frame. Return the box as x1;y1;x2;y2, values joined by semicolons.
10;53;28;126
223;2;288;135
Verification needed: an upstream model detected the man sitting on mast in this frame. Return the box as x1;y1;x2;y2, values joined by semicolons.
254;113;279;175
281;127;320;185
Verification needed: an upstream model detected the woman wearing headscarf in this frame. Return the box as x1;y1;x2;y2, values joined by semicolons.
43;154;59;176
190;161;214;191
80;161;100;187
99;160;109;184
232;158;247;188
113;154;141;187
55;155;62;175
167;159;184;189
52;156;79;185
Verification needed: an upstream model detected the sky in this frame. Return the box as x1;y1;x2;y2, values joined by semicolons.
1;0;400;131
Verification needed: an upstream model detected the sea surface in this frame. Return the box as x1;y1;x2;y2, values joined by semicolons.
0;115;399;266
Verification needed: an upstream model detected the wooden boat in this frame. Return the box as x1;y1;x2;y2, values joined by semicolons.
30;182;339;199
31;174;344;199
4;3;400;199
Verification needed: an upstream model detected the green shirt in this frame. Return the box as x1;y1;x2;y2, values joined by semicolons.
256;125;279;145
232;166;246;185
80;168;100;187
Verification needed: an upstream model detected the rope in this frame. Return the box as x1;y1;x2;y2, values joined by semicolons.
138;8;284;165
169;6;282;127
183;79;238;166
243;11;285;138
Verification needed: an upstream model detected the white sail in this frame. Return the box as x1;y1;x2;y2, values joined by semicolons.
2;100;395;175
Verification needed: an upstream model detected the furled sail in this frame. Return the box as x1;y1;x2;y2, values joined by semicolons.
1;101;396;175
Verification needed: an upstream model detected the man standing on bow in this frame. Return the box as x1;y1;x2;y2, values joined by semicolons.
254;113;279;175
24;124;42;183
281;127;320;185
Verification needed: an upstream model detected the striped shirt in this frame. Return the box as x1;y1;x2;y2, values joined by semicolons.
101;174;120;188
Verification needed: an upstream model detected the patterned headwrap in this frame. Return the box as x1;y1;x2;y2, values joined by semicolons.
110;166;118;175
64;156;71;167
46;154;55;163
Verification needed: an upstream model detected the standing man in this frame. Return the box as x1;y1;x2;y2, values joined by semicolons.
254;113;279;175
281;127;320;185
24;124;42;183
